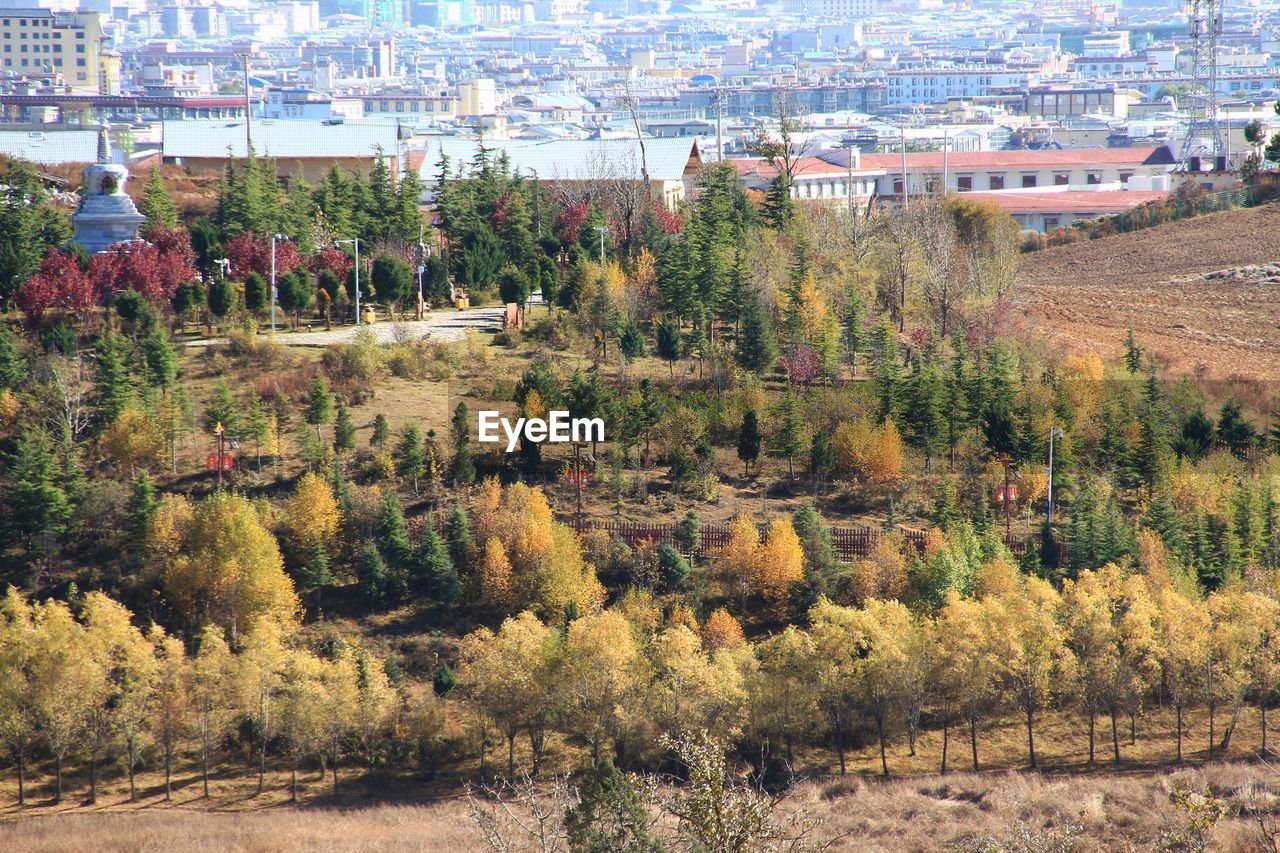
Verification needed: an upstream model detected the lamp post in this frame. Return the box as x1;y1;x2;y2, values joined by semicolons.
595;225;607;261
213;421;225;489
336;238;361;324
271;233;289;333
416;235;428;320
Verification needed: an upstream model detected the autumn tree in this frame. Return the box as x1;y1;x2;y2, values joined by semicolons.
563;610;650;765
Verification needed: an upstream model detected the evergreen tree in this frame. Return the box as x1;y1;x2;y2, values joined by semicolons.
371;255;413;316
433;663;456;696
735;292;776;374
1217;399;1256;459
809;431;835;495
1124;328;1142;374
125;469;156;541
375;491;412;575
3;424;70;549
907;352;947;469
277;269;313;329
139;168;179;235
0;320;27;391
655;316;682;376
673;509;701;556
203;380;239;439
773;391;806;478
395;425;426;495
619;321;645;359
207;277;234;324
303;376;334;440
393;168;425;243
356;544;389;607
870;319;903;423
761;173;794;229
1173;406;1215;460
737;410;761;476
444;501;474;570
409;527;458;606
371;413;389;448
93;330;133;425
792;503;838;601
1135;368;1169;494
140;327;177;393
450;402;475;485
333;405;355;454
243;273;268;314
565;760;661;853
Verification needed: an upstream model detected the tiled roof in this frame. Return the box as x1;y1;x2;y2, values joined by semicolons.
730;156;885;180
162;119;399;160
961;190;1169;214
856;146;1176;172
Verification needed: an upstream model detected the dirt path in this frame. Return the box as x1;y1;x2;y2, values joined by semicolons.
185;305;506;347
1017;202;1280;380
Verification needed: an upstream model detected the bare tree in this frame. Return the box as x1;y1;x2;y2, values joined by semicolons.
746;90;814;181
917;200;962;337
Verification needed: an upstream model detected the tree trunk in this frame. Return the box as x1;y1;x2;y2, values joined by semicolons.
258;737;267;794
203;736;210;798
836;725;846;775
876;714;889;778
17;751;24;806
1110;706;1121;765
1176;702;1183;762
1263;701;1268;756
1130;710;1136;746
89;750;98;804
291;761;297;804
128;740;137;801
55;755;63;804
940;719;949;774
165;747;172;801
970;716;979;771
333;742;340;797
1209;702;1215;756
1026;702;1037;769
507;731;516;779
1088;710;1095;766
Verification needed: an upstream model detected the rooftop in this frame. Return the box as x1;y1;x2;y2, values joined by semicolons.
162;120;400;160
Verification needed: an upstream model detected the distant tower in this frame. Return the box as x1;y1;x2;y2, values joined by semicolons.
70;127;146;254
1179;0;1225;170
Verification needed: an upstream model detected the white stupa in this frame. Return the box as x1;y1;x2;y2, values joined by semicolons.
70;127;146;254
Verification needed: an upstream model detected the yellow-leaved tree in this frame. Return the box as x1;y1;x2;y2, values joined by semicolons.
562;610;650;765
162;491;300;638
721;513;760;607
148;624;194;801
757;517;804;605
280;472;340;560
701;607;745;652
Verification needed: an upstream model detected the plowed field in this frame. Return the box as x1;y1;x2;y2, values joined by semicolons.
1017;202;1280;380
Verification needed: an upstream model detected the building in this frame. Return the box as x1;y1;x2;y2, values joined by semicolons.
161;119;402;182
962;189;1169;232
847;146;1178;197
362;92;458;119
458;78;497;117
419;137;702;210
260;88;364;121
1024;85;1129;120
0;127;98;164
731;155;884;205
782;0;877;18
0;9;115;93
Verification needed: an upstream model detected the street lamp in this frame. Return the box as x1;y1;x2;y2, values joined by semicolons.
336;238;361;325
270;233;288;333
594;225;607;261
215;257;231;279
416;229;428;319
213;421;225;489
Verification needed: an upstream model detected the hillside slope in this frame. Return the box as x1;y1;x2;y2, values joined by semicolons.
1017;202;1280;380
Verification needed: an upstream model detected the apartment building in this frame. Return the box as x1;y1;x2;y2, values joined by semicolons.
0;9;115;93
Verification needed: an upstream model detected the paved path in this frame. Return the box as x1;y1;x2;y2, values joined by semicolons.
184;305;506;347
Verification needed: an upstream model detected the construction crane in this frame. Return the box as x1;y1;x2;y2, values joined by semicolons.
1179;0;1225;171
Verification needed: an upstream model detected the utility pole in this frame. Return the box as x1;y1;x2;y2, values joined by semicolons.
1046;428;1063;525
900;129;909;209
270;233;285;333
942;130;950;195
715;88;724;162
240;54;252;157
338;238;362;324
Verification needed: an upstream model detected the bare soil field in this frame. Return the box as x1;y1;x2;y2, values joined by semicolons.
1018;202;1280;382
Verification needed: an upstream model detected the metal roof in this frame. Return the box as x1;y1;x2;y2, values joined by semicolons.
0;130;99;165
418;136;699;184
162;119;400;160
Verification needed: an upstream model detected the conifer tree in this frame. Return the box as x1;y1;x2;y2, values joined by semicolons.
204;380;239;439
445;500;475;570
761;173;794;229
371;413;389;448
357;544;389;607
870;320;903;423
0;320;26;391
843;288;867;378
4;424;71;549
737;410;761;475
94;330;132;425
332;405;355;454
655;316;681;376
207;277;234;325
395;425;426;495
139;168;179;235
125;470;156;541
774;391;806;478
673;509;701;556
140;326;177;394
243;272;268;314
375;492;412;576
907;353;947;470
1124;328;1142;374
303;376;334;440
450;402;475;485
736;292;776;374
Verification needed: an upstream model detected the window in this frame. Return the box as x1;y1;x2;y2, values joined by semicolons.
893;178;904;194
75;44;84;53
1022;174;1037;188
76;57;84;67
1119;172;1133;184
957;175;972;191
1086;172;1101;185
1044;217;1059;228
989;174;1004;190
1054;173;1068;186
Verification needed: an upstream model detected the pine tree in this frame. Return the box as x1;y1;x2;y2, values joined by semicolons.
1217;399;1256;460
445;501;474;570
139;168;178;235
303;376;334;440
907;353;947;470
356;544;389;607
371;413;389;448
94;330;133;425
332;405;355;454
1124;328;1142;374
375;492;412;578
774;391;806;478
870;320;903;423
125;470;156;541
737;410;761;476
409;527;457;606
207;277;234;325
3;425;70;549
673;509;701;556
203;380;239;439
655;316;681;376
450;402;475;485
761;173;794;229
243;273;268;314
736;292;776;374
0;320;28;391
140;327;177;393
395;425;426;495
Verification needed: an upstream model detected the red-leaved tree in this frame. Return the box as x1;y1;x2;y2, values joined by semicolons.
90;228;197;306
17;248;95;320
225;232;302;280
311;245;354;282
